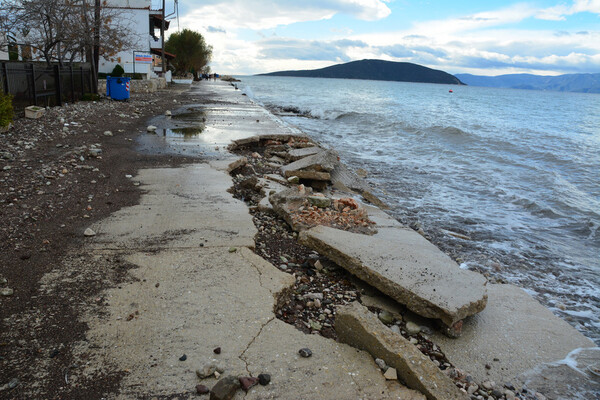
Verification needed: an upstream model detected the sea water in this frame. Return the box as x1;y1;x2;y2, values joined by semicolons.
238;75;600;344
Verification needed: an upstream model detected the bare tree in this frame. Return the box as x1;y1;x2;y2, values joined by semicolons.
1;0;135;68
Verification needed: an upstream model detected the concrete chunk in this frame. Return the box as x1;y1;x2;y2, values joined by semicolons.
299;225;487;327
283;170;330;181
287;146;323;161
336;302;469;400
280;149;339;177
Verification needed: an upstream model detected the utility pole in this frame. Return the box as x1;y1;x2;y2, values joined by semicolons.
93;0;101;92
161;0;166;74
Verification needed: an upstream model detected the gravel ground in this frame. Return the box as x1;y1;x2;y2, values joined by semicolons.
0;87;200;399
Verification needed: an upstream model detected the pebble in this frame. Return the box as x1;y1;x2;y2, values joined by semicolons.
375;358;388;371
482;381;495;390
298;348;312;358
209;375;240;400
258;373;271;386
0;288;14;296
378;310;394;325
238;376;259;391
287;176;300;184
405;321;421;335
196;384;209;394
228;247;237;253
492;389;504;398
467;384;479;394
147;125;157;132
165;110;172;116
83;228;96;237
213;347;221;354
383;367;397;380
196;362;221;379
103;131;113;136
0;378;19;391
390;325;401;334
179;354;187;361
504;389;516;400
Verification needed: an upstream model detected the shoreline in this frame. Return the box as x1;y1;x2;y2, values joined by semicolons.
0;80;597;399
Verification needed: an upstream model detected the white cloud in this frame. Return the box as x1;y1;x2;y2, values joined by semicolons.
179;0;389;32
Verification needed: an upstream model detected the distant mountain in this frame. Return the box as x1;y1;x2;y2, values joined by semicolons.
455;73;600;93
259;59;464;85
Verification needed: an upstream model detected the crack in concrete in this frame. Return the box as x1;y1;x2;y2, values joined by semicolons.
238;317;275;376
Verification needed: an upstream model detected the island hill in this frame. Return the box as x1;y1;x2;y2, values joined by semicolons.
258;59;464;85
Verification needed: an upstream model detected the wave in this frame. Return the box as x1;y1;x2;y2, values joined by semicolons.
429;125;475;138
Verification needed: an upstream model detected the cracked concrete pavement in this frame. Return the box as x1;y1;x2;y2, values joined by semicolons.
73;82;425;399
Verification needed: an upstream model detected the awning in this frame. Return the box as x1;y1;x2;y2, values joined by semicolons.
151;48;176;60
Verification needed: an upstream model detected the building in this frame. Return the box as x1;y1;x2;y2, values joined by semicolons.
98;0;176;78
0;0;176;79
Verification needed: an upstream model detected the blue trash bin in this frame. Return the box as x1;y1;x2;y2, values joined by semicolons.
106;76;131;100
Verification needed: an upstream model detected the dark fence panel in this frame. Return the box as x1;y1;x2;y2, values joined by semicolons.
0;62;93;111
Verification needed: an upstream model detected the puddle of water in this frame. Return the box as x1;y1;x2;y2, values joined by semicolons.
164;126;205;137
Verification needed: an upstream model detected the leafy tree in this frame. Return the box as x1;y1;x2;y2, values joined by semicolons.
165;29;212;78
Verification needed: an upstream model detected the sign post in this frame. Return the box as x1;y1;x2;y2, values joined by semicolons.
132;51;153;76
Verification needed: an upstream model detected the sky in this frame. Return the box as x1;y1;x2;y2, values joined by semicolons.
169;0;600;76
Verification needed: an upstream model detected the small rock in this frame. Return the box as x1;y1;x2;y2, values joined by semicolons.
0;288;14;296
482;381;495;390
228;247;237;253
405;321;421;335
213;347;221;354
179;354;187;361
258;373;271;386
298;348;312;358
147;125;157;132
378;310;394;325
383;367;397;380
196;363;218;379
467;384;479;395
0;377;19;391
196;384;210;394
504;389;516;400
314;260;323;271
287;176;300;184
375;358;388;372
209;375;240;400
238;376;259;391
492;389;504;398
165;110;172;116
83;228;96;237
103;131;113;136
390;325;401;334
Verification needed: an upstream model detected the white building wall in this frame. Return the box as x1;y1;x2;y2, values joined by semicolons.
98;1;155;77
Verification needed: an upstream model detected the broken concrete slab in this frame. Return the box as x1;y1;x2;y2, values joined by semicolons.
256;177;288;198
299;225;488;328
330;162;388;209
280;149;339;179
287;146;323;161
336;302;469;400
284;170;330;181
270;187;312;231
430;284;597;387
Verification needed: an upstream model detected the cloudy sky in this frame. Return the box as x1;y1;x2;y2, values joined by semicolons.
171;0;600;76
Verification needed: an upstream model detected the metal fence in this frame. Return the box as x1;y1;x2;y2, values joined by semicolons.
0;62;93;111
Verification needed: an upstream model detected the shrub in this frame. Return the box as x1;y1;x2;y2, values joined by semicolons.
0;91;14;129
111;64;125;77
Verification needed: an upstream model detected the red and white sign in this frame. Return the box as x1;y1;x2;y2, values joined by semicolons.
125;81;130;92
134;54;152;64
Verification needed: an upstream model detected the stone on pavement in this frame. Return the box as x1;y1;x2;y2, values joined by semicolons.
430;284;597;387
336;302;469;400
299;225;488;327
210;376;240;400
